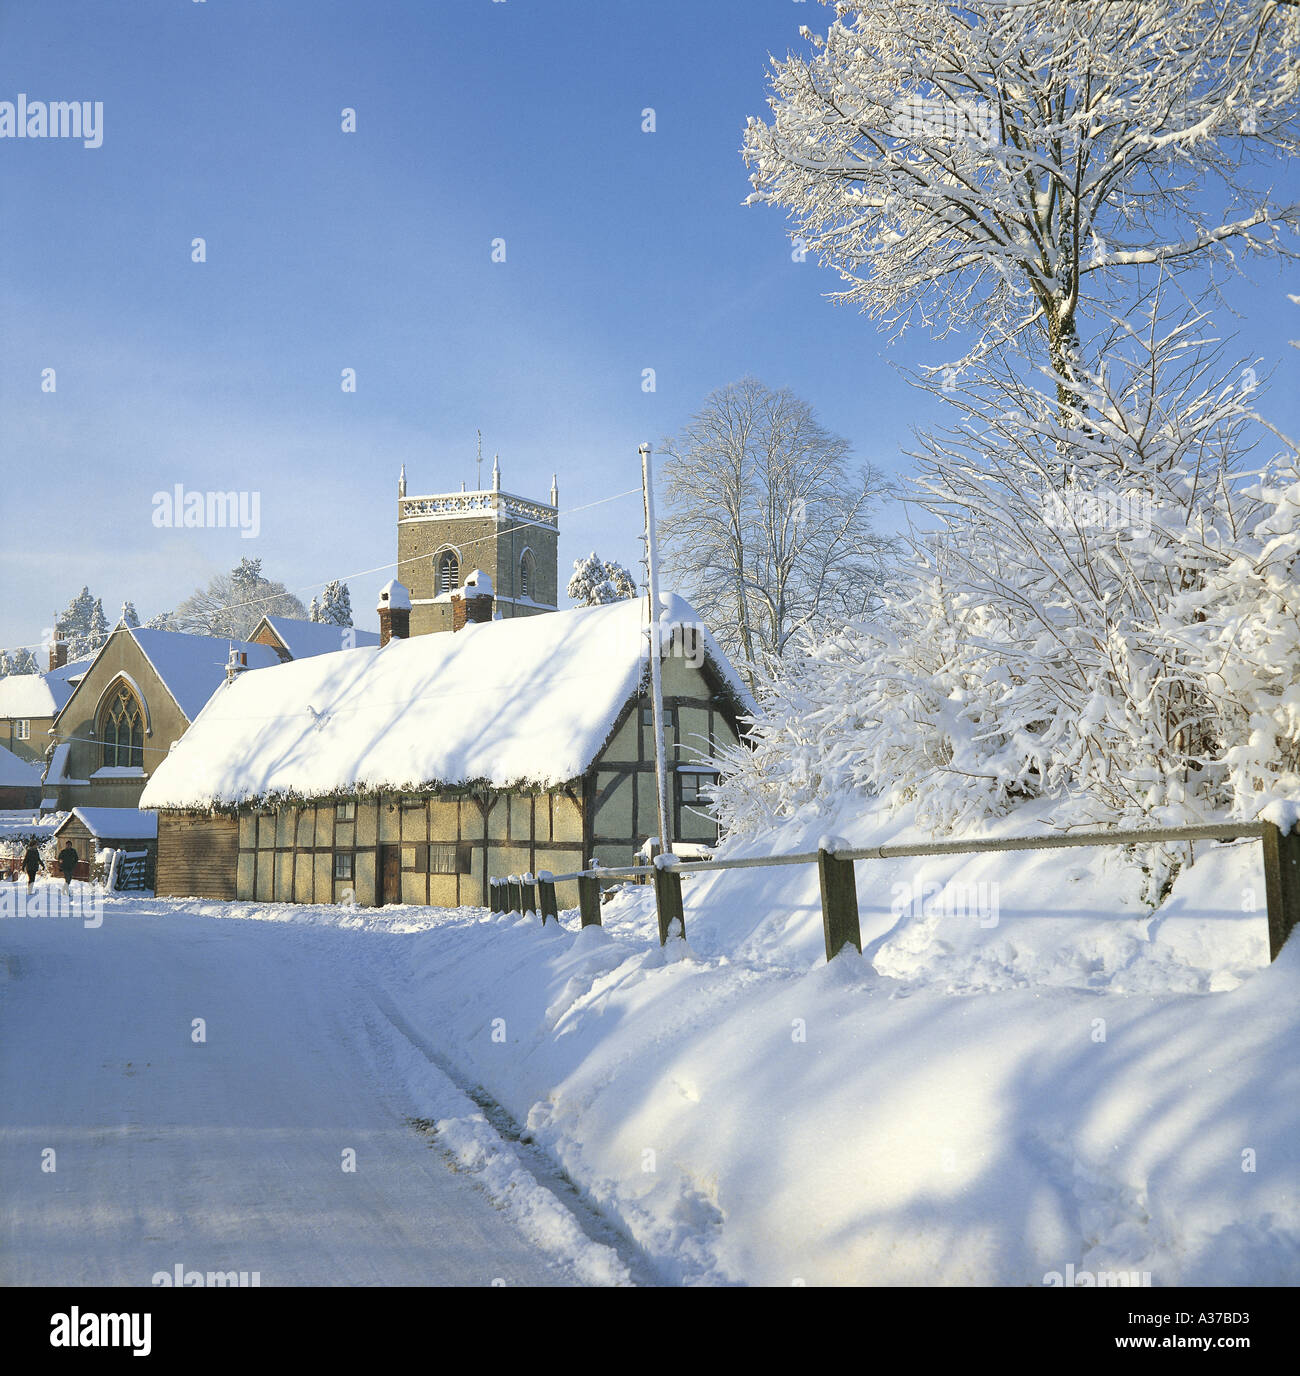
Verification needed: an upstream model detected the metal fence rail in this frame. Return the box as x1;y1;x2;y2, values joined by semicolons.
490;818;1300;964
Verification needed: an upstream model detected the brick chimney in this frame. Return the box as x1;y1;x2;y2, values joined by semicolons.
48;616;67;672
451;569;494;631
377;579;411;646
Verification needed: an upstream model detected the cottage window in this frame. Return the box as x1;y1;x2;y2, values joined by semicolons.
334;853;354;880
679;772;715;805
14;719;30;741
642;707;675;729
99;684;144;769
437;550;460;595
335;800;356;821
519;549;535;600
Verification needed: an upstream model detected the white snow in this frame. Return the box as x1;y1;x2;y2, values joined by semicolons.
124;627;283;721
59;807;158;842
140;593;749;809
376;579;411;612
1259;799;1300;835
0;881;635;1286
0;656;91;718
257;616;380;658
4;791;1292;1286
0;750;42;789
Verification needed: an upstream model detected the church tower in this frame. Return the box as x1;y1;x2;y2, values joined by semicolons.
396;456;560;636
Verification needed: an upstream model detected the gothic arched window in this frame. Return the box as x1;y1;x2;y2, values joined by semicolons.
436;550;460;595
519;549;536;600
99;683;144;769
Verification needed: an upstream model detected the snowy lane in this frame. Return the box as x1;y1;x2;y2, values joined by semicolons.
0;896;578;1286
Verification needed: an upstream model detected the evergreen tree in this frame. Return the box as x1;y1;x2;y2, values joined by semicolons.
56;587;111;659
567;553;639;607
316;580;352;627
120;601;140;628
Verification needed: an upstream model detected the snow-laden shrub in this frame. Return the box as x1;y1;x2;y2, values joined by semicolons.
715;314;1295;873
1165;451;1300;813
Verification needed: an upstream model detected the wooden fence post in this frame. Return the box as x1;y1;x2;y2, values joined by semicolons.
537;873;558;926
577;874;602;927
505;876;519;914
1262;820;1300;962
653;863;685;945
489;877;500;913
520;874;537;916
818;847;861;962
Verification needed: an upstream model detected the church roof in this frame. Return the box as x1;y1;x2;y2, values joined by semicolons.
140;594;753;809
122;628;284;721
256;617;381;660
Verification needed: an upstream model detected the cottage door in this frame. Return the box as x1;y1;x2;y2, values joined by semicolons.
379;844;401;905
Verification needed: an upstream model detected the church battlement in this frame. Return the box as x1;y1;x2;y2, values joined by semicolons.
398;489;557;529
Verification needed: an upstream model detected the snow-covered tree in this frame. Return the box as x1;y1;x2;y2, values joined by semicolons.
743;1;1300;396
714;309;1294;897
567;553;638;608
55;587;111;659
144;610;174;631
120;601;140;628
6;647;39;676
311;580;353;626
170;557;307;640
659;377;894;687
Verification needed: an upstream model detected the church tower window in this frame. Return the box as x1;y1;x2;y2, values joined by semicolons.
519;549;536;600
436;550;460;596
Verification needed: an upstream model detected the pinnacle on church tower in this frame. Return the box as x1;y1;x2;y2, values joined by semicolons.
550;473;558;507
398;464;407;498
492;453;501;491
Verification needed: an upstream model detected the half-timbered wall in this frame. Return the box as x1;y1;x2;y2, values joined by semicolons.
233;788;587;909
589;655;741;868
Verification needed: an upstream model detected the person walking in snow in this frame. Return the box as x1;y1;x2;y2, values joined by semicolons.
57;842;80;890
22;841;44;893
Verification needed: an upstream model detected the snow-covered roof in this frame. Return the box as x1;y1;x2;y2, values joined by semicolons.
121;627;283;721
141;594;752;810
0;657;94;719
44;743;84;787
256;617;380;660
56;806;158;841
47;627;284;729
0;748;42;789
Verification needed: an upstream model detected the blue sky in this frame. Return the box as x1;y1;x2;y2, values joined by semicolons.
1;0;1296;647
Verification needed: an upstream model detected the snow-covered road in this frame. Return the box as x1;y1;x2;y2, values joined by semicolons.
0;887;606;1286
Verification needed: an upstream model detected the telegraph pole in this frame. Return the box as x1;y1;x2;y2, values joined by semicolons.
640;442;673;859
